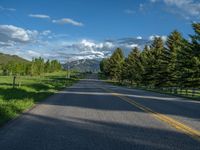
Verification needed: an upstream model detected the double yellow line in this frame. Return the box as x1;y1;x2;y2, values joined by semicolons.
102;87;200;142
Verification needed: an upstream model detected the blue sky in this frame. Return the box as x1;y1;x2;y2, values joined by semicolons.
0;0;199;62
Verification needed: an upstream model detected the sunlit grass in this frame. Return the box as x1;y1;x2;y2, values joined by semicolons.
0;71;78;126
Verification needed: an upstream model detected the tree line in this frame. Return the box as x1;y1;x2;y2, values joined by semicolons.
100;23;200;89
1;57;62;76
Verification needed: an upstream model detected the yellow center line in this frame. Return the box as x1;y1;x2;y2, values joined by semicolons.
100;87;200;142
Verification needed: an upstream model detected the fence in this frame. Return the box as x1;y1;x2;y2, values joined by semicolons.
156;87;200;98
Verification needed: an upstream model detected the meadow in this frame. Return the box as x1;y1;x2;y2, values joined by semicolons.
0;71;77;126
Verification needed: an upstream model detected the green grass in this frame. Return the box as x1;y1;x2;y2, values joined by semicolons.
0;71;78;126
106;80;200;101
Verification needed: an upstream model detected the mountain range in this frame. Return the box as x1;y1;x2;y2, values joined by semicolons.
63;59;100;72
62;37;152;72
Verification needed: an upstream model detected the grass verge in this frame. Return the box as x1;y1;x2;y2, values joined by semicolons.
106;80;200;101
0;71;78;126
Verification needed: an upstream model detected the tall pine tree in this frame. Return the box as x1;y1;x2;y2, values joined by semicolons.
126;47;143;86
109;48;124;81
145;37;165;87
160;30;184;87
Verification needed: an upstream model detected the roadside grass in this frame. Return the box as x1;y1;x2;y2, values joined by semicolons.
0;71;78;126
106;80;200;101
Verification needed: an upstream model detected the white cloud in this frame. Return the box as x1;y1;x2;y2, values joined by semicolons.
150;0;200;18
0;25;150;62
0;25;30;42
28;50;41;57
136;36;142;39
0;6;16;11
29;14;50;19
52;18;83;26
126;44;139;48
150;0;159;2
149;35;167;41
41;30;51;36
81;39;96;47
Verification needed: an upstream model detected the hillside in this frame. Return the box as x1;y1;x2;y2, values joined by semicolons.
0;53;29;64
63;59;100;72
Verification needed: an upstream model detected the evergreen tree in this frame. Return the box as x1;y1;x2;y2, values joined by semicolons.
45;60;51;73
177;23;200;88
121;58;129;83
109;48;124;81
161;30;184;87
190;23;200;88
100;58;111;77
126;47;143;85
140;45;151;86
144;37;165;87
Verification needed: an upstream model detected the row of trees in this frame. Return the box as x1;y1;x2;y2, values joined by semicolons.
1;57;62;76
100;23;200;88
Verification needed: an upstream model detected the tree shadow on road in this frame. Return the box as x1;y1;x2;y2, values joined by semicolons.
42;86;200;120
0;113;199;150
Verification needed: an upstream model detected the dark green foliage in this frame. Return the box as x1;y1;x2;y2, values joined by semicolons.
108;48;124;81
125;47;143;85
148;37;165;87
100;58;110;76
140;45;151;86
177;23;200;88
160;31;184;87
100;23;200;89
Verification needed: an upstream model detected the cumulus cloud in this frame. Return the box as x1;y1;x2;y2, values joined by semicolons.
0;25;38;44
150;0;200;19
0;25;150;62
29;14;50;19
52;18;83;26
149;35;167;41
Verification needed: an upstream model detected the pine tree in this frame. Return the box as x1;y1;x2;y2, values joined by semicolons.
190;23;200;88
161;30;184;87
45;60;51;73
126;47;143;86
100;58;110;77
109;48;124;81
178;23;200;88
140;45;151;86
144;37;165;87
121;58;129;83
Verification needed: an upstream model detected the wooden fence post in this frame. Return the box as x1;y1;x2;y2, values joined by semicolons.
13;75;16;88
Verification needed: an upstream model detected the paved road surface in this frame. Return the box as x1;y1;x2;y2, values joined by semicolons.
0;76;200;150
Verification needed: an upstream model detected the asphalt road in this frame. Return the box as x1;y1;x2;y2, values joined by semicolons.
0;76;200;150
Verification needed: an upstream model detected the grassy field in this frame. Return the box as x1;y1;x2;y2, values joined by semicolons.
0;71;78;126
